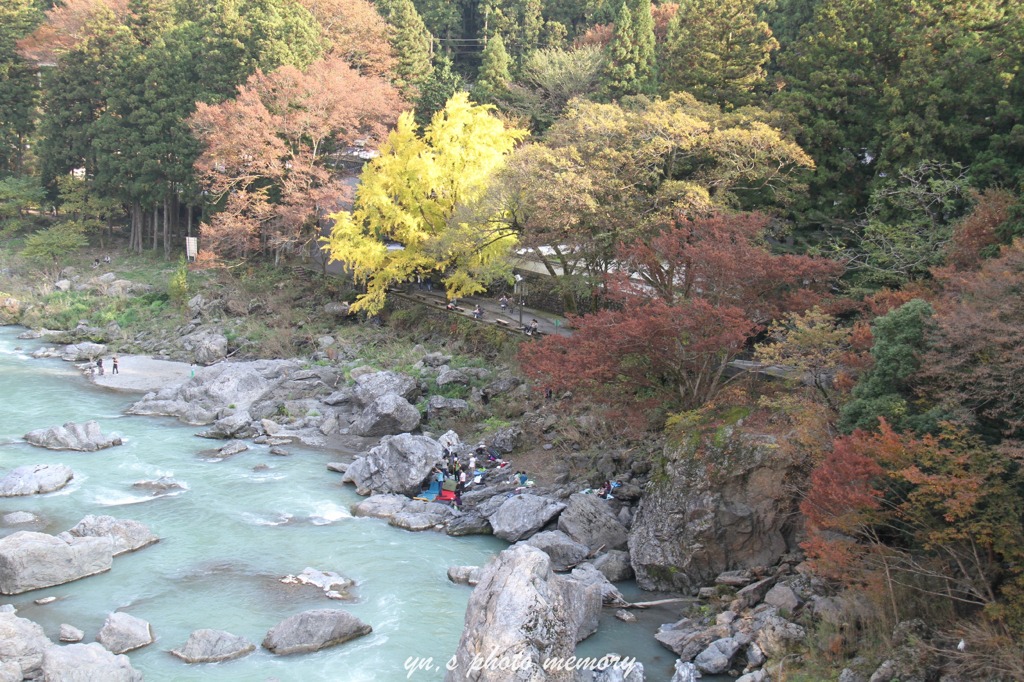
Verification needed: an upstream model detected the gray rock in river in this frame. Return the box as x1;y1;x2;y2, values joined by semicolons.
262;609;372;655
59;341;107;362
446;544;602;682
342;434;443;497
96;612;154;654
447;565;483;586
592;550;635;583
487;494;567;543
0;464;74;497
351;394;421;437
23;420;122;451
523;531;590;572
0;531;113;595
0;611;51;679
557;493;629;552
170;629;256;663
41;642;143;681
64;515;158;556
60;624;85;642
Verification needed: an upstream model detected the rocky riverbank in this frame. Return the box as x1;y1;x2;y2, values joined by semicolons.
1;261;970;681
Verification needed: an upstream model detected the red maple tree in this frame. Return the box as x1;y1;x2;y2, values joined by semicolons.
520;211;841;426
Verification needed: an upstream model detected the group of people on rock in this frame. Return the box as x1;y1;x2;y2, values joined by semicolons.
421;433;521;509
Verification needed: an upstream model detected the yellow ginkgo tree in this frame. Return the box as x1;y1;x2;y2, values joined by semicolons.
322;92;527;314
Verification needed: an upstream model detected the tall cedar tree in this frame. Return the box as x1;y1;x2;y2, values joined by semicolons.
659;0;778;108
0;0;44;176
520;212;841;426
381;0;434;99
191;57;404;261
838;298;938;434
602;0;656;99
473;34;511;104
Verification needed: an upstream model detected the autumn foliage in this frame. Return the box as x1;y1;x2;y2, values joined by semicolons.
803;420;1024;630
190;56;404;261
520;211;841;426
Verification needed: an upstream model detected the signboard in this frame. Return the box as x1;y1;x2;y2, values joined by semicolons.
185;237;198;261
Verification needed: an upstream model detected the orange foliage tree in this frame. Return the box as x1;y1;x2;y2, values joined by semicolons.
190;56;404;261
802;420;1024;631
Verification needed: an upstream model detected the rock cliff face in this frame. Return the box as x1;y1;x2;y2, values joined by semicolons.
628;430;802;593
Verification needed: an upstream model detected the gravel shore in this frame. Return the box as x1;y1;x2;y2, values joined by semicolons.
88;355;195;393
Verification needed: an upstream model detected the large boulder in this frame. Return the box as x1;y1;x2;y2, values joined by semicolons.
524;531;591;572
342;434;443;497
445;544;602;682
592;550;635;583
557;494;629;552
352;370;419;407
128;359;301;425
694;637;742;674
65;515;158;556
41;642;143;681
23;421;122;452
0;611;51;679
60;342;106;362
629;431;798;592
487;494;567;543
95;612;154;654
179;328;228;365
426;395;470;420
0;464;74;497
261;609;372;655
351;394;422;437
0;531;113;595
351;494;415;519
170;629;256;663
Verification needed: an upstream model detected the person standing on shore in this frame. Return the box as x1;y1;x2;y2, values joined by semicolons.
96;358;104;375
112;356;119;374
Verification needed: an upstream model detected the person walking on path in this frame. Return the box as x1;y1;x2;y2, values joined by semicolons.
112;356;119;375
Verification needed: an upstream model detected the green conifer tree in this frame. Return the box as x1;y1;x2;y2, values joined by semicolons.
385;0;435;98
660;0;778;108
601;0;655;99
473;34;511;103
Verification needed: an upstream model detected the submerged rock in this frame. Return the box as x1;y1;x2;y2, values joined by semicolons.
0;464;74;497
170;629;255;663
23;421;122;452
262;609;372;655
96;612;154;654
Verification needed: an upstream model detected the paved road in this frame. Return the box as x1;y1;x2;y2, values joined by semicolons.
392;287;572;338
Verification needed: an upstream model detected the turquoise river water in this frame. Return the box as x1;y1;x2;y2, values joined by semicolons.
0;325;688;681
